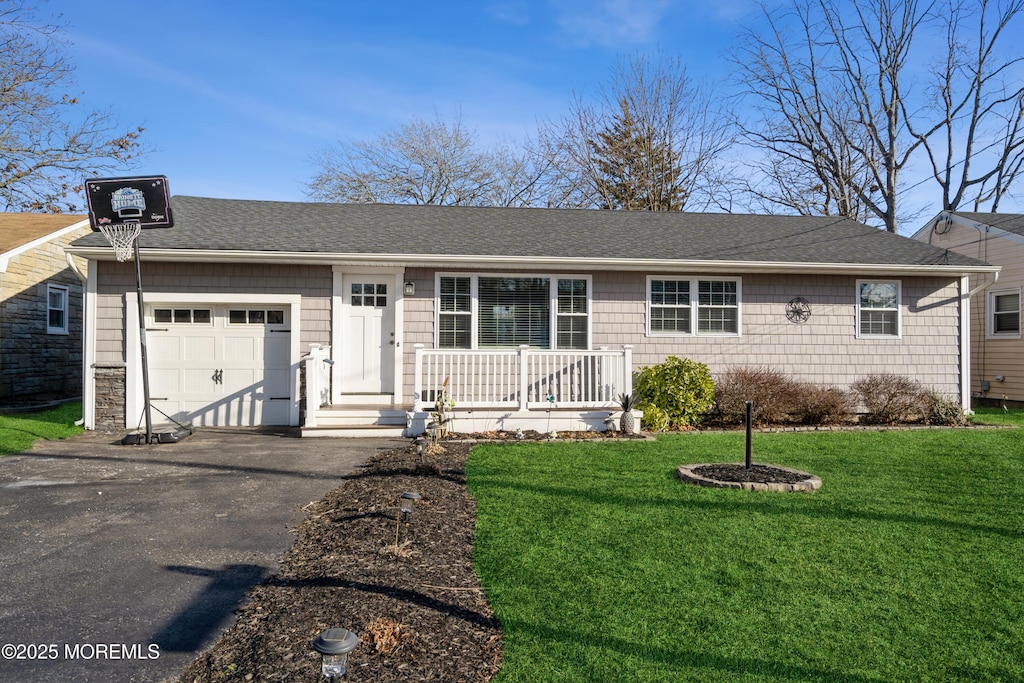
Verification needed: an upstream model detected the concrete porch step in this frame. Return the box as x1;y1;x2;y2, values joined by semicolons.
301;424;407;438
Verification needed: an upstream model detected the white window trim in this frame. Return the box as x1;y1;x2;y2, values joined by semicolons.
646;275;742;337
856;279;902;339
987;287;1022;339
46;283;69;335
434;272;593;349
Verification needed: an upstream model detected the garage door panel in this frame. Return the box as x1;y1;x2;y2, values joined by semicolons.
223;336;257;360
183;336;217;360
265;335;289;358
263;368;290;396
184;368;217;393
149;337;180;361
261;401;290;424
151;368;180;393
222;368;258;394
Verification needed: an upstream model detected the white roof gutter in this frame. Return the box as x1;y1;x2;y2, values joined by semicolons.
64;246;999;278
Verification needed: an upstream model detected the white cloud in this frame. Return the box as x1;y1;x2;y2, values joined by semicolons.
550;0;673;47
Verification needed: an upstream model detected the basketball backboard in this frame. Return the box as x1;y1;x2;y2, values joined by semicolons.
85;175;173;230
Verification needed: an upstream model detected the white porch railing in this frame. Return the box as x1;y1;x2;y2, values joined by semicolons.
302;344;333;427
413;344;633;412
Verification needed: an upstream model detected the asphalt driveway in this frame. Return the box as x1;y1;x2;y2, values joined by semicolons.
0;427;404;683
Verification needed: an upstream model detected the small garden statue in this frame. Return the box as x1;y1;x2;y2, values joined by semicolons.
432;377;455;438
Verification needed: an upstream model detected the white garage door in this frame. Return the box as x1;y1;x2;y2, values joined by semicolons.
146;305;292;426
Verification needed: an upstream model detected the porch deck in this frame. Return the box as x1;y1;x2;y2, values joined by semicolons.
301;344;637;437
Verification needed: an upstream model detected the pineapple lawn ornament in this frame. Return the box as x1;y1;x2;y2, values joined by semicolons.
432;377;455;438
617;393;636;433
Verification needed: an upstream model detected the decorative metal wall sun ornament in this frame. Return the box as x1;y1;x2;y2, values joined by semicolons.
786;297;812;323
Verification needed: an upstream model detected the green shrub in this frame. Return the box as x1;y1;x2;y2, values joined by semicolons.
714;366;800;425
637;401;668;432
634;356;715;428
851;374;928;424
790;383;855;425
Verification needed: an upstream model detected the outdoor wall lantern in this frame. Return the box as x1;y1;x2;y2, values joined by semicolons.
313;627;358;681
404;281;416;296
400;491;422;521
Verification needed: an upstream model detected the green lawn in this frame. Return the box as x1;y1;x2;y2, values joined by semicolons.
0;402;83;455
970;406;1024;427
467;428;1024;682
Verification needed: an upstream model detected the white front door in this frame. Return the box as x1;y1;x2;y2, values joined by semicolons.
146;305;292;426
340;276;395;393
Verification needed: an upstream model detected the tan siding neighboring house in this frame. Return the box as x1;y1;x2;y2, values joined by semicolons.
0;214;89;405
915;212;1024;406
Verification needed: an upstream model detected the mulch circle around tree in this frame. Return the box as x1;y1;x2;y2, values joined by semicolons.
692;463;811;485
178;441;500;683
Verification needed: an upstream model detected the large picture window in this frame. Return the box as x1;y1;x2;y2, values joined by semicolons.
436;274;590;349
647;277;741;336
988;289;1021;338
857;281;900;337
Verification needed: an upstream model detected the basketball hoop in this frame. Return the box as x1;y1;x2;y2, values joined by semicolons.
98;221;142;262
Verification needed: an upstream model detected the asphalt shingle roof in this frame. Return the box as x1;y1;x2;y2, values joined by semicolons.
950;212;1024;238
1;213;86;254
72;196;989;268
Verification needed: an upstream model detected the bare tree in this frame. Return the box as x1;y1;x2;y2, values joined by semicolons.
538;52;734;211
0;2;144;212
734;0;1024;232
307;113;544;207
913;0;1024;212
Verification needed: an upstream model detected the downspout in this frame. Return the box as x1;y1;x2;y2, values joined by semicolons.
960;270;1000;413
66;251;95;429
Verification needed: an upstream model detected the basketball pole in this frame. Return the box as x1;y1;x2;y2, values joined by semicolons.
133;235;154;444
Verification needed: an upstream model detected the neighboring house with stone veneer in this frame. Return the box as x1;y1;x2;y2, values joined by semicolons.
66;197;997;436
914;212;1024;407
0;214;89;406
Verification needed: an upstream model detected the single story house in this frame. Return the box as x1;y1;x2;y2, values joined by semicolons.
913;212;1022;406
0;213;90;406
66;197;996;436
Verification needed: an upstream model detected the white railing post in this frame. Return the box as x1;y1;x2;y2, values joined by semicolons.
622;345;634;398
518;345;530;411
413;344;426;412
303;344;332;428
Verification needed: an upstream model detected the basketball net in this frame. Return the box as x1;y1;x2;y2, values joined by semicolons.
98;221;142;262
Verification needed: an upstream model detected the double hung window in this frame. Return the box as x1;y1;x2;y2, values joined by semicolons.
857;281;900;337
436;274;590;349
988;289;1021;337
648;277;740;335
46;284;69;335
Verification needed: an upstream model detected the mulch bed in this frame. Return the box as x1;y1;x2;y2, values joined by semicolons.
178;441;499;683
692;463;813;485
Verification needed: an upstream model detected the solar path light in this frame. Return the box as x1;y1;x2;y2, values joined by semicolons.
313;627;358;680
400;491;422;521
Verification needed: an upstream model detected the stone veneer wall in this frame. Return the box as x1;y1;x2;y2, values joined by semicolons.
0;226;90;404
93;363;126;431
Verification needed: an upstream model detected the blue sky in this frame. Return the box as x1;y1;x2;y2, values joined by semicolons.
50;1;763;199
49;0;1021;228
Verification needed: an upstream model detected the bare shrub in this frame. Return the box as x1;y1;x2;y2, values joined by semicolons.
925;392;968;426
850;374;928;424
790;383;855;425
715;366;800;425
